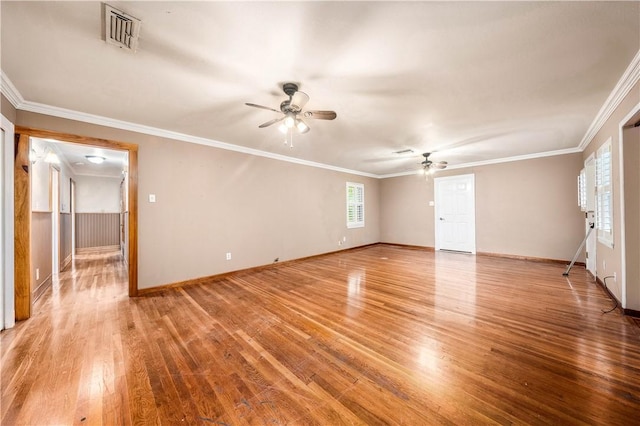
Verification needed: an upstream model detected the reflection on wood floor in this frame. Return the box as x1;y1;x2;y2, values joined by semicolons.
2;245;640;425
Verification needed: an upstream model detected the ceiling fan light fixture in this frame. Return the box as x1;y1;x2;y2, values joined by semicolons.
86;155;106;164
246;83;337;141
284;114;296;129
296;119;310;134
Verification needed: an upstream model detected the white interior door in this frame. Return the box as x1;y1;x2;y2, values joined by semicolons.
435;174;476;253
1;114;15;330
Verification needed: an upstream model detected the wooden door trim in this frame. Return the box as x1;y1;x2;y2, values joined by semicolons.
14;127;139;316
14;133;31;320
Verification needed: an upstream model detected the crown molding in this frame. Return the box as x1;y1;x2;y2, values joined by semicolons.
15;98;378;179
1;70;377;179
578;49;640;150
5;48;637;181
444;147;582;170
378;147;582;179
1;70;25;108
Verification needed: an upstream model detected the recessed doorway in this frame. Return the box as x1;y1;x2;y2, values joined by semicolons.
14;127;138;321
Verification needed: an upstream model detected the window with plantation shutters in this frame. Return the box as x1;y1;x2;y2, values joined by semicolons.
346;182;364;228
595;138;613;248
578;168;587;212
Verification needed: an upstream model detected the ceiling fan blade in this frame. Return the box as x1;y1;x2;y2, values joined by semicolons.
258;116;285;128
303;110;337;120
290;91;309;110
245;102;280;113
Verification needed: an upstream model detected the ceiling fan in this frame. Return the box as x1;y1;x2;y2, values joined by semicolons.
245;83;337;139
421;152;448;174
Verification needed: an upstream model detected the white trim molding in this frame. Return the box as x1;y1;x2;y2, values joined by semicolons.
3;47;640;179
616;100;640;309
16;99;378;179
379;147;581;179
1;70;24;108
579;49;640;151
1;75;378;179
1;113;16;329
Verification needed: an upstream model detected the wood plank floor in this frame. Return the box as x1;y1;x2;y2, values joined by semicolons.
2;245;640;425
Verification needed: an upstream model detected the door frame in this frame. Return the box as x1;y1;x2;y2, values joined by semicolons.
51;166;60;277
434;173;476;253
71;179;76;259
14;126;138;320
1;114;15;329
618;101;640;310
584;153;596;276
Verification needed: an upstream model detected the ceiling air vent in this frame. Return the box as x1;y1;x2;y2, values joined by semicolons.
393;149;415;155
103;3;141;51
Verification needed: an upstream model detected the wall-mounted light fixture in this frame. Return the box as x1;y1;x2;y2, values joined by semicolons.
30;147;60;164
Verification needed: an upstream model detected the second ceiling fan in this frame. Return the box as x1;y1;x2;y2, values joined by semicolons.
421;152;448;174
246;83;337;136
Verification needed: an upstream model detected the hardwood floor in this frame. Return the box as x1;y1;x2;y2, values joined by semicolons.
2;245;640;425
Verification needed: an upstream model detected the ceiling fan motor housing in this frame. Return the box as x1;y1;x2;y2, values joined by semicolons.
282;83;299;97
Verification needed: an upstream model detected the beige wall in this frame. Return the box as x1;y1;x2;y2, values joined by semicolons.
381;153;585;262
75;175;121;213
380;173;435;247
1;94;17;123
16;111;380;290
582;80;640;309
15;92;632;298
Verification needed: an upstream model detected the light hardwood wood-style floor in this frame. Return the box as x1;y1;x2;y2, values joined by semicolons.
2;245;640;425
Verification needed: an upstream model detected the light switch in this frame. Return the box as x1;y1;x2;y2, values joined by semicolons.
149;194;156;203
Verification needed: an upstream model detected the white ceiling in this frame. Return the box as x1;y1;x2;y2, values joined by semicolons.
2;1;639;176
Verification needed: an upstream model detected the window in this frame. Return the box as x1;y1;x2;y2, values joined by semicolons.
595;138;613;248
346;182;364;228
578;168;587;212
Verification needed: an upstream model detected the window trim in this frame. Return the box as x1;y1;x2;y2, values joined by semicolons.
578;168;587;212
346;182;364;229
595;138;614;248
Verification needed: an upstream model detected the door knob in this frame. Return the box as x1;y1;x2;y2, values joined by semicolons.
439;217;445;221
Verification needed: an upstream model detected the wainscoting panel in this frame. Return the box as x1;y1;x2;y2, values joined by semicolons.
32;212;52;301
122;211;129;266
60;213;72;268
76;213;120;249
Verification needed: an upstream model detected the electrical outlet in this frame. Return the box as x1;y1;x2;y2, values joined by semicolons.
614;272;617;281
226;252;231;260
36;268;40;280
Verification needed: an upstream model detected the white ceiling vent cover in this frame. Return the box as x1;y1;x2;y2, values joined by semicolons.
103;3;141;51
